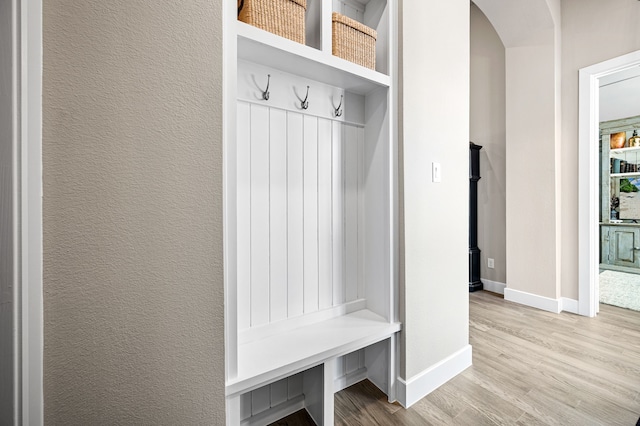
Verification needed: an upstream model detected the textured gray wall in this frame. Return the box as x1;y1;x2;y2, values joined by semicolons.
1;0;16;423
43;1;225;424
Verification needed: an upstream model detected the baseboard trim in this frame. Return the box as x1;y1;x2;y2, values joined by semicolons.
241;395;305;426
561;298;579;314
481;279;506;295
504;288;561;313
397;345;472;408
334;367;368;393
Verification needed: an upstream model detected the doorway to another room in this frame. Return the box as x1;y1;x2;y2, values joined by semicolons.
579;50;640;316
599;73;640;313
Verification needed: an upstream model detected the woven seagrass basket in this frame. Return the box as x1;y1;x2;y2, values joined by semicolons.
238;0;307;44
332;12;377;70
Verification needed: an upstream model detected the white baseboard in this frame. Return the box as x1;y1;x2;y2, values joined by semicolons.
504;288;561;313
334;367;368;393
241;395;305;426
481;279;506;295
561;298;579;314
396;345;472;408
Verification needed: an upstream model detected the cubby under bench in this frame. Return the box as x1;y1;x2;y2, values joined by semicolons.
226;310;401;426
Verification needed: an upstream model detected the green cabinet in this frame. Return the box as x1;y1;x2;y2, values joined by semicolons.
601;225;640;268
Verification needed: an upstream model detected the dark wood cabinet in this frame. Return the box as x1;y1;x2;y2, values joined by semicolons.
469;142;483;292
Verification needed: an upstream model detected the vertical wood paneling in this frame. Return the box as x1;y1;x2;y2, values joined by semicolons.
333;0;364;22
237;102;252;330
241;373;309;423
345;351;360;374
288;373;304;399
332;122;345;305
345;125;359;302
240;392;252;421
239;101;366;330
357;128;366;300
250;104;271;327
251;385;271;416
303;115;319;313
333;350;366;382
269;109;288;322
318;118;333;310
270;378;288;408
287;112;304;318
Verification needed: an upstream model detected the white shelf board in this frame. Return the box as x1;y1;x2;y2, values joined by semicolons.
610;146;640;154
611;172;640;178
226;309;401;396
237;21;390;95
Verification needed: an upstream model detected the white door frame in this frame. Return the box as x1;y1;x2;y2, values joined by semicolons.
19;0;43;423
578;49;640;317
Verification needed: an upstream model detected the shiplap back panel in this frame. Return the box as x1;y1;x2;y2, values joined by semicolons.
240;373;304;421
334;349;366;383
239;350;366;423
237;101;364;331
333;0;365;23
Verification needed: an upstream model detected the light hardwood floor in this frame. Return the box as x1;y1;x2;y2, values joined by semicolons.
270;291;640;425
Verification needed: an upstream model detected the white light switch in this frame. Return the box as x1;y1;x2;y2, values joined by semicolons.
432;162;441;183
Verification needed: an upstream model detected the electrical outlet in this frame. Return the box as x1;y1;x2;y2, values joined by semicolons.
488;258;495;269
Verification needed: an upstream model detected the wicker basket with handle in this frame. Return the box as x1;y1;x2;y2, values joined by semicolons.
332;12;377;70
238;0;307;44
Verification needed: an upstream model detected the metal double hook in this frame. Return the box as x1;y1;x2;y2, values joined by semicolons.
262;74;270;101
301;86;310;110
335;95;343;117
259;78;317;113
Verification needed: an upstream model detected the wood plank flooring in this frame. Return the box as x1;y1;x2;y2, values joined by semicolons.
271;291;640;425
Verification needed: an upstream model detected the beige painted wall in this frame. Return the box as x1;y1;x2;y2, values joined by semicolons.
43;1;225;424
470;3;506;285
399;0;470;379
474;0;563;301
560;0;640;300
506;38;560;300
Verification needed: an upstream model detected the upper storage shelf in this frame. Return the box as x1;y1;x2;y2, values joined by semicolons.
237;22;389;95
237;0;391;95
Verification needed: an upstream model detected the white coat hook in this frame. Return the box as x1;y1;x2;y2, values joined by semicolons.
262;74;271;101
335;95;343;117
301;86;310;110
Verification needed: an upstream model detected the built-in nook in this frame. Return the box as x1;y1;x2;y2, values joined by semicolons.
226;1;400;424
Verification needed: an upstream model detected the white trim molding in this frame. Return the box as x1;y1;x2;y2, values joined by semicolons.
20;0;43;424
396;345;472;409
504;288;561;314
480;279;506;295
561;298;579;315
